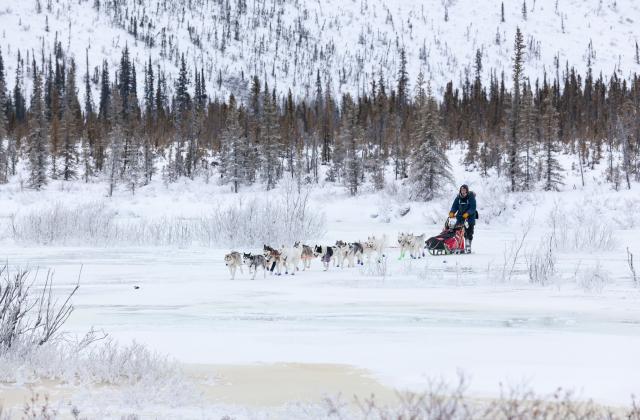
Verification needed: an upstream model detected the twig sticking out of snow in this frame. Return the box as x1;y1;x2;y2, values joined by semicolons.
627;247;638;286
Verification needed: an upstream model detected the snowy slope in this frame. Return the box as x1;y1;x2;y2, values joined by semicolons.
1;0;639;103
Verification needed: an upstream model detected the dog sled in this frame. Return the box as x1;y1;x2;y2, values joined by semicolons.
425;218;468;255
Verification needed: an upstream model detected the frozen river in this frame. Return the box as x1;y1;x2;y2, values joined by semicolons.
3;244;640;404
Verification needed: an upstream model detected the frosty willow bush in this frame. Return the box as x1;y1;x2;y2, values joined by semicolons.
0;266;77;351
7;188;325;247
0;265;189;397
547;200;614;252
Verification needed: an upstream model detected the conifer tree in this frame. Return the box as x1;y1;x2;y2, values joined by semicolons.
173;54;191;178
260;85;281;190
409;83;454;200
13;52;26;123
340;96;362;196
508;27;525;191
540;95;564;190
27;63;48;189
397;48;409;110
0;47;7;183
60;60;81;180
518;81;536;190
107;87;124;197
99;60;110;120
220;96;246;193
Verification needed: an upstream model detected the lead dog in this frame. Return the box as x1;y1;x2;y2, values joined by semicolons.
398;232;426;259
224;251;243;280
243;253;268;279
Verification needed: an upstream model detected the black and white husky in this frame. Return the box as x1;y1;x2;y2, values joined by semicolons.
224;251;243;280
313;245;335;271
347;242;365;266
243;253;268;279
335;241;364;268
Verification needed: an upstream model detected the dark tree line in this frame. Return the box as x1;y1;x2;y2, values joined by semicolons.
0;29;639;197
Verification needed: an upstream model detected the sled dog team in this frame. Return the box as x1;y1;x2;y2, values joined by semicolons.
224;236;388;280
224;232;439;280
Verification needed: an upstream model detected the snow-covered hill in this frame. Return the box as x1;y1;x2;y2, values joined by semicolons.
1;0;639;102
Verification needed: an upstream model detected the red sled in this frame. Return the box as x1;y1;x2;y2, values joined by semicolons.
425;219;467;255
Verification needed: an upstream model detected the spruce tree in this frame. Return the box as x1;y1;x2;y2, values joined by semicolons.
173;54;191;178
0;47;7;183
13;52;26;123
220;96;246;193
118;46;132;116
107;87;124;197
260;84;280;190
508;27;525;191
409;83;454;200
518;81;536;190
27;64;48;190
60;60;81;180
397;48;409;112
340;96;361;196
144;57;155;116
84;50;94;117
99;60;110;120
540;95;564;191
83;51;97;180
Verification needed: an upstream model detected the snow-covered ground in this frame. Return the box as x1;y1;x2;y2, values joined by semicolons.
1;151;639;417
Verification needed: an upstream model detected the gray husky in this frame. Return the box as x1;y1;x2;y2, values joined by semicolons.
243;253;268;279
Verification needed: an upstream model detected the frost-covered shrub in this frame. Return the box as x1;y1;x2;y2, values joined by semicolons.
476;180;512;224
525;234;557;286
319;376;633;420
0;267;77;352
200;188;326;247
547;200;613;252
0;266;192;404
576;261;609;293
7;189;325;247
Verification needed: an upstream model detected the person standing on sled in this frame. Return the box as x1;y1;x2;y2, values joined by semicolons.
449;184;476;253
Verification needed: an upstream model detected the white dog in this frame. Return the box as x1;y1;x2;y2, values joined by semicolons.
364;234;387;263
280;243;303;275
398;232;426;259
408;233;426;258
398;232;412;258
